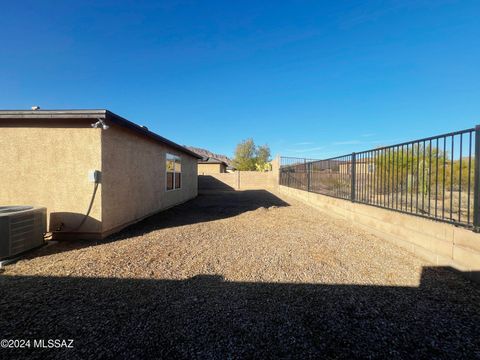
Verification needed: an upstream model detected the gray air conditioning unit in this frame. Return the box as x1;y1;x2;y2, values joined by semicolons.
0;206;46;260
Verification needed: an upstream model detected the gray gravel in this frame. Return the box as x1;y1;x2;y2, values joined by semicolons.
1;190;480;359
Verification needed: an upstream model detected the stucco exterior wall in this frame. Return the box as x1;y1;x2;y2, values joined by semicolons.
198;163;226;174
0;120;102;235
101;125;198;235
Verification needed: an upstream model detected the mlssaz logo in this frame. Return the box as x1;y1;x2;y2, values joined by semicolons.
33;339;74;349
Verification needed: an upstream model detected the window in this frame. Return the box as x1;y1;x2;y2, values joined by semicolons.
166;153;181;190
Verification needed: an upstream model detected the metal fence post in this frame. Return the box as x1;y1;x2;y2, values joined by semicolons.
473;126;480;231
351;152;356;202
306;160;311;192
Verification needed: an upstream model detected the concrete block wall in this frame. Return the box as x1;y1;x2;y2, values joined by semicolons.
238;171;278;189
279;185;480;283
198;173;239;191
198;157;280;192
198;171;278;191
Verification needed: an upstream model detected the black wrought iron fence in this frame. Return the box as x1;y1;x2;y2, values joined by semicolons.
280;126;479;230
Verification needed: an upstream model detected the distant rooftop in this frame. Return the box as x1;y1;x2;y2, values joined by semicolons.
199;157;228;166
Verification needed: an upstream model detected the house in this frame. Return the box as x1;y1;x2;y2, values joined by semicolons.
281;158;375;178
198;157;228;174
338;159;375;175
0;109;202;239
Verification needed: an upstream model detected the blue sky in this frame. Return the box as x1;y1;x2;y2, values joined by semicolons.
1;0;479;159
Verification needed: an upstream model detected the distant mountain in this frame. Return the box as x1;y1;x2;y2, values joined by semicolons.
186;146;232;165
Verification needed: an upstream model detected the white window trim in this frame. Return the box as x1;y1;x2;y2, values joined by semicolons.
166;153;182;191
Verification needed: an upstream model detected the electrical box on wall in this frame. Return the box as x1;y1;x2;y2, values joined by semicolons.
88;170;101;183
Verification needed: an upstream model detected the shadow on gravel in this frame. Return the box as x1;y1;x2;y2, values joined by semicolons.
26;190;289;259
1;266;479;359
109;190;289;241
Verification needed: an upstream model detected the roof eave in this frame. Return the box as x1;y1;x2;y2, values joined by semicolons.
0;109;202;159
0;109;107;119
105;110;202;159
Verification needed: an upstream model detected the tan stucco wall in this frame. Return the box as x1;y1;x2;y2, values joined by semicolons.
238;171;278;189
198;173;239;191
279;185;480;283
198;158;280;192
0;121;102;235
101;126;198;235
198;163;226;174
198;171;278;191
1;119;198;239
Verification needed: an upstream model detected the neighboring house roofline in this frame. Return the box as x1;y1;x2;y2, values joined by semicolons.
0;109;202;159
198;157;228;166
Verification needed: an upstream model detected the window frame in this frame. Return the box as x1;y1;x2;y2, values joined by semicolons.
166;153;182;191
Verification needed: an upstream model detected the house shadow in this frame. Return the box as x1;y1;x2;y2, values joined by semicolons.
109;189;289;241
23;190;288;259
0;266;479;359
198;175;236;191
49;211;102;236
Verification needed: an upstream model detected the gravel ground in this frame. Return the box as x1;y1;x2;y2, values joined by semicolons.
1;190;480;359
